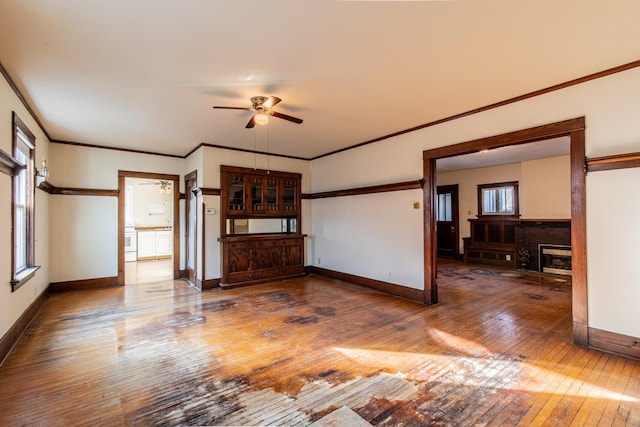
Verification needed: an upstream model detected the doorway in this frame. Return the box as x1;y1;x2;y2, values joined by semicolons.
185;170;197;284
422;117;588;346
118;171;180;286
436;184;459;259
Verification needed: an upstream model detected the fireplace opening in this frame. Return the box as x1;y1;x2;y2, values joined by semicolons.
539;244;572;276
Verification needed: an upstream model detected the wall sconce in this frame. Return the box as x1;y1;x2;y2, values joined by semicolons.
35;157;49;185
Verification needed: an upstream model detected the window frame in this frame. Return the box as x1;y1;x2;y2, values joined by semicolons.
10;113;39;292
477;181;520;218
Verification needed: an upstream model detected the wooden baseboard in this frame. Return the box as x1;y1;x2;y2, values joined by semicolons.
0;287;49;365
195;278;220;291
307;266;424;304
589;327;640;360
573;321;589;347
49;276;119;293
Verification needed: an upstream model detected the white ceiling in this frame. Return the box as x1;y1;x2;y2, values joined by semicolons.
436;136;570;172
1;1;639;160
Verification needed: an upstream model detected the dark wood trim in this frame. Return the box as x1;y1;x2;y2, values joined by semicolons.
423;118;585;160
589;327;640;360
49;276;118;293
423;158;437;305
586;151;640;172
570;129;588;347
185;170;197;286
50;187;118;197
36;180;54;193
0;61;52;141
201;202;206;288
0;146;23;176
195;278;220;291
308;266;423;304
118;170;180;181
194;187;221;196
117;174;126;286
303;179;422;200
423;118;588;345
197;143;308;161
117;170;181;285
10;266;41;292
51;139;184;159
0;286;49;365
314;61;640;160
476;181;520;218
172;174;181;280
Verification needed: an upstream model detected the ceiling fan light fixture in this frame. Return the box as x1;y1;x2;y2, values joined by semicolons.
254;111;269;126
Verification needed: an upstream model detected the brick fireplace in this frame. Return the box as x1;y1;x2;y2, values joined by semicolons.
515;220;571;273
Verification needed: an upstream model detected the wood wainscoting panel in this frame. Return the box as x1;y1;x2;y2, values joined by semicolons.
589;327;640;360
0;287;48;365
49;276;119;293
308;266;423;303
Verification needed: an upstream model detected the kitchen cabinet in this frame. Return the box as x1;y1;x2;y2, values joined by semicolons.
137;229;173;260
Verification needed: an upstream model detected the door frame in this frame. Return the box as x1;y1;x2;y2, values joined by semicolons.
184;170;197;284
436;184;459;259
117;170;181;285
422;117;588;346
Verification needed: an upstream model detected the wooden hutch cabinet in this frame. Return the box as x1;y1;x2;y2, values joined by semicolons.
219;166;305;288
463;218;517;268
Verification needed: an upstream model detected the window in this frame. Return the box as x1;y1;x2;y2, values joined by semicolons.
436;192;452;221
11;113;38;292
477;181;519;217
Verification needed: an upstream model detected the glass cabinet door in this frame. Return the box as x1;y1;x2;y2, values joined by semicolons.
228;175;245;212
282;179;297;213
250;177;264;212
265;177;279;212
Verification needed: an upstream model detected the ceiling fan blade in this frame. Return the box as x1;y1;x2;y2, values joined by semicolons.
271;111;303;124
262;96;282;109
212;106;251;111
245;116;256;128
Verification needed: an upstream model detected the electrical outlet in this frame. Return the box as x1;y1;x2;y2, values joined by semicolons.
317;258;321;265
506;254;511;261
388;272;392;278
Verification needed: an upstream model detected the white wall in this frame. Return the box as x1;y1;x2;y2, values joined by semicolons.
131;181;173;228
587;168;640;338
437;155;571;253
0;74;50;340
520;155;571;218
310;66;640;338
48;143;185;282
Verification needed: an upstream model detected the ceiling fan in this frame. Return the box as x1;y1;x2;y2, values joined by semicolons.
213;96;303;128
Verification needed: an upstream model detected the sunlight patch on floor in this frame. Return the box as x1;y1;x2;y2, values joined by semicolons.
332;347;638;403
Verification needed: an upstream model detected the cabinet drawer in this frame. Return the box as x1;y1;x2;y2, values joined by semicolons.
228;271;257;283
253;268;280;280
229;241;253;250
254;239;281;248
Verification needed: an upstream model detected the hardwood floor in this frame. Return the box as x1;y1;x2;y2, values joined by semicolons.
1;262;638;426
125;259;173;285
